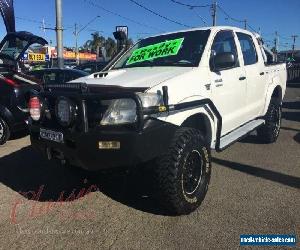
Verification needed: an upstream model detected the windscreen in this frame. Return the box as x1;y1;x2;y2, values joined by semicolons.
114;30;211;69
0;37;29;60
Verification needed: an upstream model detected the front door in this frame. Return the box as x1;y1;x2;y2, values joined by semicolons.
210;30;247;135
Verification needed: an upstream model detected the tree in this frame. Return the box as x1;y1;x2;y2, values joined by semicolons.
82;33;134;60
125;38;134;48
105;37;117;58
83;32;106;54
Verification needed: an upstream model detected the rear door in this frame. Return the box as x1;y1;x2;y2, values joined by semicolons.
210;30;247;135
236;32;267;120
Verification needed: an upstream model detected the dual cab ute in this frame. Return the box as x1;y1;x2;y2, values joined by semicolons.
28;26;287;215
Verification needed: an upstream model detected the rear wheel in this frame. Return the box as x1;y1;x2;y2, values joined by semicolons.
257;101;282;143
0;117;10;145
155;128;211;215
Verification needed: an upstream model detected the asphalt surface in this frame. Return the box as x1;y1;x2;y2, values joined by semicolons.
0;84;299;250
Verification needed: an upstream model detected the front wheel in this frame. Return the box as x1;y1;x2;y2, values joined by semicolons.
0;117;10;145
257;101;282;143
155;128;211;215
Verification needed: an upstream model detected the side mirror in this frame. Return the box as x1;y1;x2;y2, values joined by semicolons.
212;52;236;71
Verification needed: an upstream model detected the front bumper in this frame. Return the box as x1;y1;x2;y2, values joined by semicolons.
30;119;177;171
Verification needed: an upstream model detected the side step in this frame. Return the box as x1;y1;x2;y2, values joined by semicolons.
219;119;265;150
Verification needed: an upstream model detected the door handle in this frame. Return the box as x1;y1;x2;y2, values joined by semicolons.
260;72;265;75
239;76;246;81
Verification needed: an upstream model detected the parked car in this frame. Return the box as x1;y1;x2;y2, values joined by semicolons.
28;68;88;85
74;61;108;74
29;26;287;215
278;50;300;64
64;60;77;69
0;31;47;145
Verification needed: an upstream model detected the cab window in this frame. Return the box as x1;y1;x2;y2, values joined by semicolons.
210;30;239;70
237;32;258;65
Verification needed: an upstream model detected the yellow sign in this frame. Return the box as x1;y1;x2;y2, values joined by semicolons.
28;53;46;62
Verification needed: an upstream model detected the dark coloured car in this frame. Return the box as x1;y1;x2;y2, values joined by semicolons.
28;68;88;85
0;31;47;145
74;61;108;74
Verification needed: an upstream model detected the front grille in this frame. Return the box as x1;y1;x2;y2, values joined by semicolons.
43;82;88;93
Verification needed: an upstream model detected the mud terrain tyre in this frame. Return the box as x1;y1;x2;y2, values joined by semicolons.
257;101;282;143
155;128;211;215
0;117;10;145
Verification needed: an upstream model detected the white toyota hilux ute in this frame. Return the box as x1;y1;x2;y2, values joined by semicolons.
29;26;287;215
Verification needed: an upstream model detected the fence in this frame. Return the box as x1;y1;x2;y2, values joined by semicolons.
287;64;300;82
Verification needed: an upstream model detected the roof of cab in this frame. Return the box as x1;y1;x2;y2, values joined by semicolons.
144;26;254;39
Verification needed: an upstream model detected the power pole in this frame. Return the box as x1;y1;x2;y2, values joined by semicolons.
274;31;279;53
244;19;247;30
74;23;79;65
211;0;217;26
41;18;46;38
73;16;100;65
291;35;298;57
55;0;64;69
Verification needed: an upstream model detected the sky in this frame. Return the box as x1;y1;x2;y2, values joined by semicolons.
2;0;299;50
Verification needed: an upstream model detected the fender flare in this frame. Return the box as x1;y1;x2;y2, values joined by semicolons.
180;111;215;147
155;98;223;151
263;84;283;115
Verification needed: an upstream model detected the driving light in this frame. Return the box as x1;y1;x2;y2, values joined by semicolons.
137;92;163;108
55;97;76;127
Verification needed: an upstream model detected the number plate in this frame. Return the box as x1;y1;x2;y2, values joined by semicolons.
28;53;46;62
40;129;64;143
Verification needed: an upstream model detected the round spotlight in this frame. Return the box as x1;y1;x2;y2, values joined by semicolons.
55;97;76;127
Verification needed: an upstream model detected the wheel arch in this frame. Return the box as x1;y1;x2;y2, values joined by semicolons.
263;85;283;115
181;113;213;146
271;85;283;104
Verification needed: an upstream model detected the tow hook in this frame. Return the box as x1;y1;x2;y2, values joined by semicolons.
46;147;52;160
46;147;66;165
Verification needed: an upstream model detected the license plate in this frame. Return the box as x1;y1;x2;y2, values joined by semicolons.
28;53;45;62
40;129;64;143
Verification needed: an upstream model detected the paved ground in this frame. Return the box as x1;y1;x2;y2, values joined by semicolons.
0;84;299;250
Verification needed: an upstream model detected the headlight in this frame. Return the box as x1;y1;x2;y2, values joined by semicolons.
100;93;163;126
100;98;137;125
55;97;76;127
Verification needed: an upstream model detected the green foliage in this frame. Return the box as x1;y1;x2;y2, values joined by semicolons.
82;32;134;58
105;37;117;58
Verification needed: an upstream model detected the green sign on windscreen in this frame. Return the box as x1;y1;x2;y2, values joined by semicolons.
126;38;184;65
